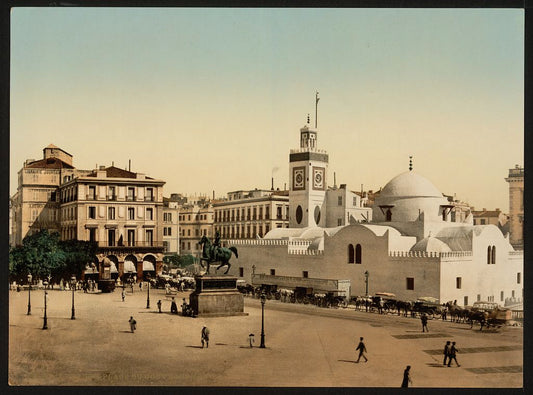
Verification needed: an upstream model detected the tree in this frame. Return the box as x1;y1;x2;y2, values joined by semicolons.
11;230;65;281
9;230;97;283
59;239;98;280
162;254;195;268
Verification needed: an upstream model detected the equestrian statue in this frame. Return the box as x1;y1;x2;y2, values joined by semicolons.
198;232;238;275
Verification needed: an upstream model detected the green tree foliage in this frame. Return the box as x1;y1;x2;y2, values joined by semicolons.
9;230;97;283
59;239;98;279
162;254;195;268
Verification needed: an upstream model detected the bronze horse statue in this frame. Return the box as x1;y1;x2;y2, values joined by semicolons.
198;235;238;275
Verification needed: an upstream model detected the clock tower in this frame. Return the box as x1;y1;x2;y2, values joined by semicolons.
289;122;329;228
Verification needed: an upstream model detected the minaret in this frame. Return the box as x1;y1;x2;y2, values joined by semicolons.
289;108;329;228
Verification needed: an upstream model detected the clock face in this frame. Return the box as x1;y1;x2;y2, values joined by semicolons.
312;167;325;190
293;167;305;190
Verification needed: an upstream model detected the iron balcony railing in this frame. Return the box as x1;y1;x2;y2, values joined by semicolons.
98;241;164;248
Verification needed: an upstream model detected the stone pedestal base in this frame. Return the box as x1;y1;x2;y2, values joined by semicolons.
98;279;115;293
189;275;247;317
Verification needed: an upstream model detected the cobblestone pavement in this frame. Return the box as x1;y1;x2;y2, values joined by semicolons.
9;288;522;387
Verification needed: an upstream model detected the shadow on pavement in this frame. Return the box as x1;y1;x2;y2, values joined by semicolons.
185;345;204;349
338;360;358;364
119;330;133;333
426;363;446;368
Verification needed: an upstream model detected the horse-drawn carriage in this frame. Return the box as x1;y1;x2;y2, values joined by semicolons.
468;301;511;330
412;297;442;318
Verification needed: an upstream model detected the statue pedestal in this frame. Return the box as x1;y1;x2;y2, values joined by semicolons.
189;275;247;317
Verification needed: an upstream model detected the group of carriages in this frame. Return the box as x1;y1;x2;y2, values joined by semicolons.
351;293;511;330
238;282;512;330
237;283;348;309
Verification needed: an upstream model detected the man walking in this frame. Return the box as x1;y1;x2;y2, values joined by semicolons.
121;288;125;302
447;342;460;367
401;366;412;387
201;326;210;348
128;316;137;333
443;341;451;365
157;299;162;313
421;313;429;332
356;337;368;363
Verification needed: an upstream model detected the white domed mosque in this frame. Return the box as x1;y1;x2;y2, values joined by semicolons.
225;123;523;306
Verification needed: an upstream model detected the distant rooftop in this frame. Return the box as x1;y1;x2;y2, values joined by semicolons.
25;157;74;169
86;166;154;179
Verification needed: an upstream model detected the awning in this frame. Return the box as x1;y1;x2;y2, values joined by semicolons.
110;262;118;274
375;292;396;298
417;296;439;303
124;261;136;273
143;261;155;271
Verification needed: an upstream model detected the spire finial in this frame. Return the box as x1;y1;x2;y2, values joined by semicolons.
409;156;413;171
307;113;310;124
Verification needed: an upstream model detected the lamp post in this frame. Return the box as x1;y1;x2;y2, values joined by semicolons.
27;273;32;315
260;292;266;348
364;270;369;297
42;286;48;330
70;275;76;320
146;275;150;309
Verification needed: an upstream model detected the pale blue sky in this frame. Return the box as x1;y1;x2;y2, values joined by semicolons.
11;8;523;210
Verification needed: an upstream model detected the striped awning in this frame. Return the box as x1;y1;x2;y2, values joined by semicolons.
124;260;136;273
143;261;155;271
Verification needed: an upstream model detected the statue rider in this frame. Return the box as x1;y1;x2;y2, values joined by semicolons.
212;231;221;262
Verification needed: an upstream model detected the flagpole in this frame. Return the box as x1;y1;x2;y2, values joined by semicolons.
315;91;319;128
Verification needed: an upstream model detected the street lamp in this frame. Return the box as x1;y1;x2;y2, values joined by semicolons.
364;270;369;297
27;273;32;315
42;287;48;330
146;275;150;309
70;275;76;320
260;292;266;348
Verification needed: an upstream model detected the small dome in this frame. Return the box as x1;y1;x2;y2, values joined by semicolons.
410;237;451;253
380;171;443;198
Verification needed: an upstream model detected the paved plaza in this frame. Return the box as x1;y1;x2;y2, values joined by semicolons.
9;287;522;387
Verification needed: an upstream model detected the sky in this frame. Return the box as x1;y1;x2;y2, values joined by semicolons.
10;8;524;210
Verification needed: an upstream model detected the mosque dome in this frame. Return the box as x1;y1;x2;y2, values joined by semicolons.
380;171;443;199
373;170;448;223
410;236;451;253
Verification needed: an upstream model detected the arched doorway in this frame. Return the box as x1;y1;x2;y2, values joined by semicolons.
123;254;138;283
106;255;119;281
142;254;157;280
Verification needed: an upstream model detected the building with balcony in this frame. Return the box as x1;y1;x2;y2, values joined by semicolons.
58;165;166;280
11;145;166;281
10;144;91;246
179;196;214;257
162;193;185;254
213;189;290;240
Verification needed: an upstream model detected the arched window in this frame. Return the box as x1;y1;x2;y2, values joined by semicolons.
491;246;496;264
348;244;355;263
355;244;362;264
386;209;392;222
487;246;491;265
